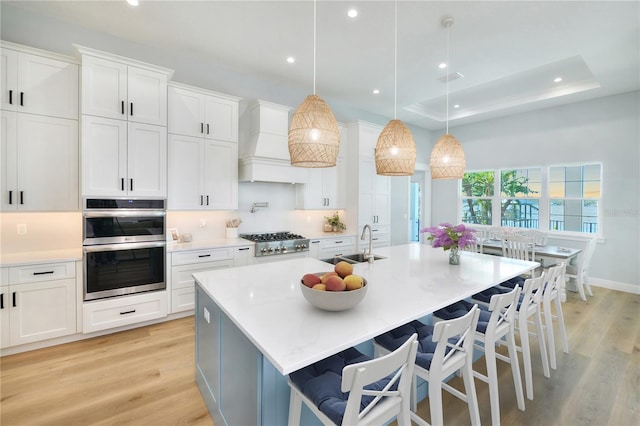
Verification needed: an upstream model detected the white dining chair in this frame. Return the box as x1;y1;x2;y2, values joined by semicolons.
374;306;481;426
501;234;536;262
565;236;597;301
521;229;548;246
288;333;418;426
541;262;569;370
433;287;525;426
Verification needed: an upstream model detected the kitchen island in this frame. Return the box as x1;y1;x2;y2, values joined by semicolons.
193;243;538;426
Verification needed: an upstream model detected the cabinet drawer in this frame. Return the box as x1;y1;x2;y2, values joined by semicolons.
9;262;76;284
172;260;233;290
319;236;356;250
319;246;355;259
82;291;167;333
171;287;195;313
172;248;233;266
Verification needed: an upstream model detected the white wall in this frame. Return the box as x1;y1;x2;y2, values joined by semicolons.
430;91;640;289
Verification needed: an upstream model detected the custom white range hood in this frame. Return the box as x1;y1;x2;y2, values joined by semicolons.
238;100;308;184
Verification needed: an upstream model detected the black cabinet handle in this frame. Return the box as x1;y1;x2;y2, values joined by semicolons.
238;247;250;251
121;178;125;191
19;191;24;205
9;90;12;105
311;240;320;244
20;92;24;106
206;195;209;206
130;178;133;191
33;271;54;276
200;195;203;205
198;254;211;258
130;102;133;116
1;293;4;309
201;123;204;134
206;124;210;135
121;101;125;115
8;190;12;205
12;292;16;307
335;241;343;244
120;309;136;315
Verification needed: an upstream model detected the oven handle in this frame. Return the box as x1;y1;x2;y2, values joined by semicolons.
83;241;166;253
83;211;165;218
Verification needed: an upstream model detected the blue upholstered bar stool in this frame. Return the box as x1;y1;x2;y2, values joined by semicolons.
373;306;481;426
433;286;525;426
287;333;418;426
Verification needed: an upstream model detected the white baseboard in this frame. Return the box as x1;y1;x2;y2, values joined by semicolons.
590;277;640;295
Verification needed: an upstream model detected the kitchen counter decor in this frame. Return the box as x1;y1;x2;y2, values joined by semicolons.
421;223;477;265
324;211;346;232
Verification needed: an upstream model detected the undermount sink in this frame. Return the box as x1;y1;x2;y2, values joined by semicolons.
320;253;386;265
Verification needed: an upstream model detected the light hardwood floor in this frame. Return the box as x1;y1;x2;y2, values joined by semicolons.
1;288;638;426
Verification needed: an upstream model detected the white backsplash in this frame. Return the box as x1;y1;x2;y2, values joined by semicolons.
0;212;82;254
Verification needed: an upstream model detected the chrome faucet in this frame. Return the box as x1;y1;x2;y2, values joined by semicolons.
361;224;373;263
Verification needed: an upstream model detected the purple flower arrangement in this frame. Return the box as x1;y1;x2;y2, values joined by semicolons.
421;223;477;251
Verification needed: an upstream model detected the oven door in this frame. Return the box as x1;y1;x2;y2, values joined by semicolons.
83;241;166;301
83;211;165;245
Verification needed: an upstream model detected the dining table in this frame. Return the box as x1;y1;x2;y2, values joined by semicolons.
192;243;539;426
479;238;582;302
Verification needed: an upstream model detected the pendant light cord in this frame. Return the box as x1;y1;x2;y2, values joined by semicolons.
445;20;450;134
394;0;397;119
313;0;316;95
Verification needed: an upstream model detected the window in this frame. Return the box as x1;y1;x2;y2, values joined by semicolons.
460;163;602;236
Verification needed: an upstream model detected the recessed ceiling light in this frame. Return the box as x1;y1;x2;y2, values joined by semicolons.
286;56;295;64
347;9;358;18
554;77;563;83
453;104;460;109
373;89;380;95
438;62;447;69
126;0;139;6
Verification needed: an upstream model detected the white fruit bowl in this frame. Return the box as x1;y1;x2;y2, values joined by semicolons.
299;274;368;311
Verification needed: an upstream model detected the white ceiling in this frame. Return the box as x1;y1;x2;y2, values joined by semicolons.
3;0;639;131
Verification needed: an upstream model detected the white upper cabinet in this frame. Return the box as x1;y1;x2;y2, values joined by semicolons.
77;46;172;126
168;83;239;142
1;43;78;120
82;116;167;198
2;110;78;211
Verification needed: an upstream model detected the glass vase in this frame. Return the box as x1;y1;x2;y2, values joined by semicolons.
449;247;460;265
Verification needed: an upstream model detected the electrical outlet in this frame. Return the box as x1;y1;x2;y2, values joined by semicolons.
17;224;27;235
203;307;210;323
199;219;207;228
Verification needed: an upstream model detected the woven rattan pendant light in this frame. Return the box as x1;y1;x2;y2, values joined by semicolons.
288;0;340;168
375;0;416;176
429;16;465;180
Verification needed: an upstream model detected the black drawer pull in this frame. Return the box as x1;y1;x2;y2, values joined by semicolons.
238;247;250;251
120;309;136;315
33;271;55;276
12;292;16;307
198;254;211;258
311;240;320;244
121;101;125;114
335;241;343;244
1;293;4;309
9;90;12;105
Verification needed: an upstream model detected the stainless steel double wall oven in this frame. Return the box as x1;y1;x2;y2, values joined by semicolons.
82;199;166;301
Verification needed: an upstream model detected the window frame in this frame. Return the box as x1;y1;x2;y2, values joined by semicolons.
459;162;603;239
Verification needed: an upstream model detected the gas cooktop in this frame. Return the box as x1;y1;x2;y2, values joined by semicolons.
240;232;309;256
240;232;306;242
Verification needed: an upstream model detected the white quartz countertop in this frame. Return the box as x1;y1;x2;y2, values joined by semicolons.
166;238;254;252
193;243;538;375
1;248;83;267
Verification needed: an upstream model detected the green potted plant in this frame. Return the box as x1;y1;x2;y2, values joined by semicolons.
324;211;346;232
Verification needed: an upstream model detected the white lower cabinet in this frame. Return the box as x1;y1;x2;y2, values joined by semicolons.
318;236;357;259
83;291;168;334
1;262;77;349
169;248;235;314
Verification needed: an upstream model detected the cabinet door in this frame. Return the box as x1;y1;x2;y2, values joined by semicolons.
18;52;78;120
168;86;204;138
1;48;17;111
127;66;168;126
1;111;18;211
204;140;238;210
16;113;78;211
296;169;323;209
168;134;205;210
9;278;76;346
204;95;238;142
0;283;9;349
127;122;167;197
81;55;128;120
233;246;252;267
82;115;128;197
323;166;339;209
